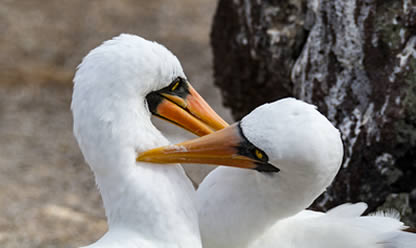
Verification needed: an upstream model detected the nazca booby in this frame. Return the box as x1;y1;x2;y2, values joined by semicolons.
139;98;416;248
71;33;244;247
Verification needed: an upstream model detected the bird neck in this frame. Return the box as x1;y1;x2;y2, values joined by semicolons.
75;99;201;247
94;161;201;247
197;166;336;248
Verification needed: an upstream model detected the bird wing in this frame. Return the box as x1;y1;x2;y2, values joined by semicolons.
249;203;415;248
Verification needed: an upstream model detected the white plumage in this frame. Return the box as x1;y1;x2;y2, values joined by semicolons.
71;33;416;248
250;203;415;248
196;99;415;248
72;34;202;248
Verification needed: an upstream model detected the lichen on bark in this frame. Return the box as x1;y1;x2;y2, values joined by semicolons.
211;0;308;120
212;0;416;225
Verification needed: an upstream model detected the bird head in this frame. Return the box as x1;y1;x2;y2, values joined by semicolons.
137;98;343;176
72;34;228;138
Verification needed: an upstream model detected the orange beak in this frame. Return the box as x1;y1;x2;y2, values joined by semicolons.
137;123;279;172
146;82;229;137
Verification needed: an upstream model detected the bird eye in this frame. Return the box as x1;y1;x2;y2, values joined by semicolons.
170;80;181;91
254;149;264;160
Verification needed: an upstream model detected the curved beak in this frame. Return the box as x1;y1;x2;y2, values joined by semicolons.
137;123;279;173
146;81;229;136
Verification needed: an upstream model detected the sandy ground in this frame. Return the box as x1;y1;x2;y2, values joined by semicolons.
0;1;232;247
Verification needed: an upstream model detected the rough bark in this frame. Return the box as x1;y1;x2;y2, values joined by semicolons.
212;0;416;225
211;0;309;120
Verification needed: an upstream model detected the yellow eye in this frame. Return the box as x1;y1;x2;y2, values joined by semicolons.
255;149;263;160
171;81;180;91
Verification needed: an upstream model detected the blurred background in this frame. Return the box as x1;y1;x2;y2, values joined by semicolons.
0;1;231;247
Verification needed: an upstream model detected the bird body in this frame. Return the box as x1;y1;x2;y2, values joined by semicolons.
71;34;230;247
250;203;414;248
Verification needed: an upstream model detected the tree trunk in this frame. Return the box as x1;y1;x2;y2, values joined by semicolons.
211;0;416;225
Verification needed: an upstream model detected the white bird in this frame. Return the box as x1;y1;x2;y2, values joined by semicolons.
138;98;416;248
71;34;230;248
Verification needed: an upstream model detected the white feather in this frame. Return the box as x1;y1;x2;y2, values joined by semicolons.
72;34;201;248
